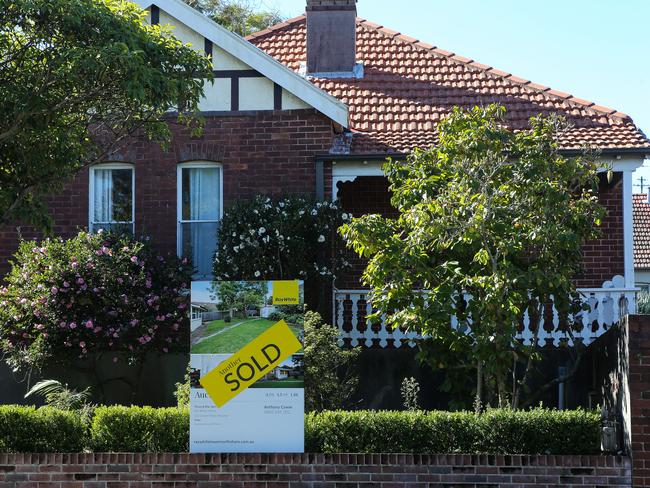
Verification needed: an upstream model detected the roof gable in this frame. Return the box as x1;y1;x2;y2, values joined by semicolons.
249;16;650;155
136;0;348;127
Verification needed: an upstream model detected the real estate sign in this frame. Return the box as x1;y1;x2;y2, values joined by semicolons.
189;280;305;453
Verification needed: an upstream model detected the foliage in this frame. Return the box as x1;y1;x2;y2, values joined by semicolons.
174;370;191;408
185;0;284;36
210;280;266;317
0;406;86;452
401;377;421;411
341;104;605;408
91;406;189;452
305;408;601;455
0;405;600;454
213;195;350;283
24;379;92;411
304;311;360;412
0;0;213;229
638;290;650;315
0;231;192;371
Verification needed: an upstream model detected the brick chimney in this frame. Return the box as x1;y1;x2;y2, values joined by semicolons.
306;0;358;75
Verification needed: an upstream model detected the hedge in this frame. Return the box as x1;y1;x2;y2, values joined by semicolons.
0;406;85;452
91;406;188;452
0;405;600;454
305;409;602;455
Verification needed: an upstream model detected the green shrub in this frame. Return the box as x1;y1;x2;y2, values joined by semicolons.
0;231;192;371
91;406;188;452
304;311;360;412
0;405;600;454
0;406;86;452
305;409;601;455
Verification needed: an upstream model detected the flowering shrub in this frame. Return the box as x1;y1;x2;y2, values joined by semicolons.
0;231;192;370
213;195;350;281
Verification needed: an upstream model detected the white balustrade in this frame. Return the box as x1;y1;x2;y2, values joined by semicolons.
333;275;638;349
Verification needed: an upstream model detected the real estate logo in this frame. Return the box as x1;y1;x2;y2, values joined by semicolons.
199;319;302;407
272;280;300;305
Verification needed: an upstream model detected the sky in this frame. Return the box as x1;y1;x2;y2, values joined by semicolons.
261;0;650;190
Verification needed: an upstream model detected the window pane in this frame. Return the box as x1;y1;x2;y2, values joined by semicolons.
93;168;132;223
111;169;133;222
180;221;220;277
181;167;220;221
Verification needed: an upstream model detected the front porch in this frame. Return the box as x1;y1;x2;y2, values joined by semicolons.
334;275;637;348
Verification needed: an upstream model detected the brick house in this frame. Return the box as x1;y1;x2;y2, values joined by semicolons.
1;0;649;352
633;193;650;289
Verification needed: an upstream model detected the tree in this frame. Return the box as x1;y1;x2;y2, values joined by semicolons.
0;0;213;229
341;104;605;409
211;281;265;318
185;0;284;37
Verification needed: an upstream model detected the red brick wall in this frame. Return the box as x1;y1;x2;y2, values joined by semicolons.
0;109;333;276
576;173;625;288
0;452;632;487
336;173;625;290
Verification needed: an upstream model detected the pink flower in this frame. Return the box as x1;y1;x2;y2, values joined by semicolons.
63;281;70;288
35;324;44;330
79;341;86;348
95;249;103;256
162;347;168;353
76;277;84;285
130;256;139;264
112;357;118;363
69;322;77;329
117;277;124;284
71;262;78;269
85;320;93;329
130;319;139;327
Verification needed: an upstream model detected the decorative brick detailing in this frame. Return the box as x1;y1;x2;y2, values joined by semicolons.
0;452;631;487
174;142;225;163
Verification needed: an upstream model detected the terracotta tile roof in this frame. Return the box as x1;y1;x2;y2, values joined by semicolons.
634;194;650;268
248;16;650;155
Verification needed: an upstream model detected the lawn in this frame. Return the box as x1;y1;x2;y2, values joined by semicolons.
191;317;302;354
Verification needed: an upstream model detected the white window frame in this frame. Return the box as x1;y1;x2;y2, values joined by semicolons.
88;162;135;233
176;161;224;260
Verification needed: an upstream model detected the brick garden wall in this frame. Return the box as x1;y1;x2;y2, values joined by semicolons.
0;453;632;487
0;109;333;276
623;315;650;488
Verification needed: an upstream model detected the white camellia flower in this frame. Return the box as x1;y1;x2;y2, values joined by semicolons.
311;209;318;216
258;227;266;235
318;235;326;243
254;271;261;277
342;213;349;220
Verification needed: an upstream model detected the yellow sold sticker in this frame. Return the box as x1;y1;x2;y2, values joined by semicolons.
272;280;300;305
199;320;302;408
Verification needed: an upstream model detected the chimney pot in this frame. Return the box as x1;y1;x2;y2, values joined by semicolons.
306;0;357;74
